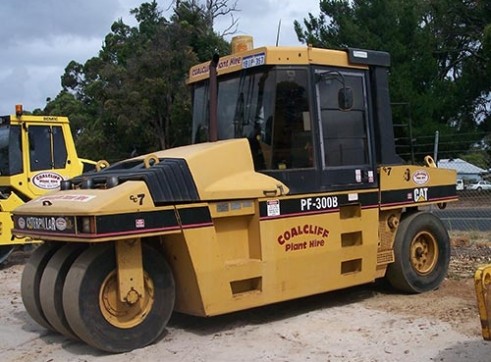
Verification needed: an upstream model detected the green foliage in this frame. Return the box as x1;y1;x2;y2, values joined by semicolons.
460;151;490;171
295;0;491;162
173;2;230;62
42;0;232;162
459;132;491;170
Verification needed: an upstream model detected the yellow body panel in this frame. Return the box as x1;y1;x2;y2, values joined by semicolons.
379;164;457;210
148;139;289;199
162;192;380;316
475;265;491;340
380;164;456;190
23;181;154;215
0;192;31;245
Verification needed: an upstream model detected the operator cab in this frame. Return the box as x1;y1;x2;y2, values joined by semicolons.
0;105;94;198
189;40;402;194
0;116;68;179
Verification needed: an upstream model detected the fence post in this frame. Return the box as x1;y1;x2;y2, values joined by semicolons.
433;130;439;162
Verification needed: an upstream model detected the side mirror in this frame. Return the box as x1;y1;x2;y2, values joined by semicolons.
338;87;353;111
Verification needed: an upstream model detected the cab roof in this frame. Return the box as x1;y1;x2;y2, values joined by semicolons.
187;45;390;84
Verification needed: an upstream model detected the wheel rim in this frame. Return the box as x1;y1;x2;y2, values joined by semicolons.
99;270;155;329
410;231;439;275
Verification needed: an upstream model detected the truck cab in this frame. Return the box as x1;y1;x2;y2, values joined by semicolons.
0;105;95;263
189;44;401;194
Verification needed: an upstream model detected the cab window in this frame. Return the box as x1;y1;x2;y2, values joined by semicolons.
317;70;370;168
29;126;51;171
270;69;312;170
52;126;68;168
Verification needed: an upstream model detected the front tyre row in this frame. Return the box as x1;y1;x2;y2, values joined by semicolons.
21;242;175;353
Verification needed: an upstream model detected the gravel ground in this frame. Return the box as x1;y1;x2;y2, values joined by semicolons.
1;242;491;362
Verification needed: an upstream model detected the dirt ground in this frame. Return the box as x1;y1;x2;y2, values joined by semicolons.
2;243;491;362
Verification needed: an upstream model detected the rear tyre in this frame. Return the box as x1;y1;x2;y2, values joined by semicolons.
21;242;62;330
0;245;14;265
63;243;175;352
39;244;87;339
386;212;450;293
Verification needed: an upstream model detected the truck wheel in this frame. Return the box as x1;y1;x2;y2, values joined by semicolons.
386;212;450;293
21;242;62;330
39;244;87;340
63;243;175;353
0;245;14;265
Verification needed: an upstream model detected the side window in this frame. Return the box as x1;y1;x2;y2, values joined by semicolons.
0;127;9;175
52;126;68;169
29;125;52;171
0;125;23;176
318;71;369;167
192;84;209;143
9;125;23;175
270;69;313;170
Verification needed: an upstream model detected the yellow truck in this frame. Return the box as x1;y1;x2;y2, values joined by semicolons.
0;105;96;264
12;38;457;352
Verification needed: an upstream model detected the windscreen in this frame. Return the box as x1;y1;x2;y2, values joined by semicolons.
191;66;276;144
191;65;313;171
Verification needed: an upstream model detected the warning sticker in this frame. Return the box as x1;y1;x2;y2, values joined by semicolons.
267;199;280;217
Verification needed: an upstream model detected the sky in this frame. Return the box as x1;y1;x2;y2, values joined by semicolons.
0;0;320;116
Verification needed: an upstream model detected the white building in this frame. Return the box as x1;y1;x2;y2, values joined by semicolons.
437;158;487;183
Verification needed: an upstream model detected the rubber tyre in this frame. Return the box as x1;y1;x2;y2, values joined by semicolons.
39;244;87;339
21;242;62;330
63;243;175;353
386;212;450;293
0;245;15;265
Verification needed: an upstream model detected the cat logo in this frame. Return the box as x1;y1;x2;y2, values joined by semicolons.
414;187;428;202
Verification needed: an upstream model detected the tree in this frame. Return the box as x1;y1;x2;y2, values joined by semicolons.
173;0;231;62
43;0;235;161
174;0;239;36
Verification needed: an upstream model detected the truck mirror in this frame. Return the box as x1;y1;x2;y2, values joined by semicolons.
317;70;353;111
338;87;353;110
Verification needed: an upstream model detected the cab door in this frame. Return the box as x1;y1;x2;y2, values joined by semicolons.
315;68;377;191
314;68;380;282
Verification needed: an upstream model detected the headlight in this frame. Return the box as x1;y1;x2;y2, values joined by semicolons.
79;216;95;234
